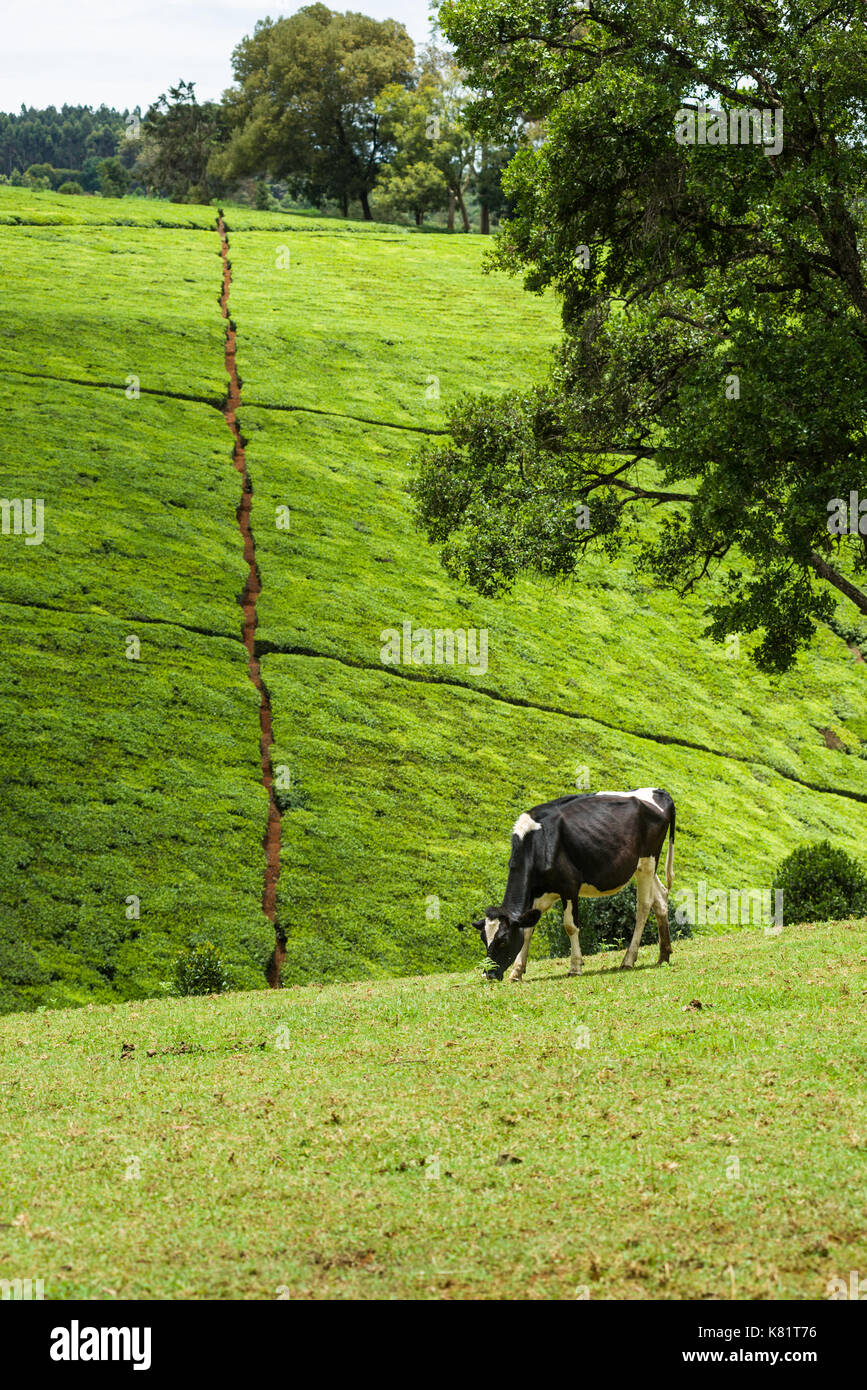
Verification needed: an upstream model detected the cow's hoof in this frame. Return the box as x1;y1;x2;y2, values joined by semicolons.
620;959;635;970
508;973;524;984
657;954;672;966
568;968;582;978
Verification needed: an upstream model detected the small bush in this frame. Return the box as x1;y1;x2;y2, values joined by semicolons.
773;841;867;924
171;941;231;996
58;181;84;196
536;884;693;959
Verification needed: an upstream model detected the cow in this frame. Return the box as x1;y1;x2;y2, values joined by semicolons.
462;788;676;981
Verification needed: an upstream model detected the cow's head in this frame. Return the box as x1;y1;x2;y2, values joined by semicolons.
470;907;541;980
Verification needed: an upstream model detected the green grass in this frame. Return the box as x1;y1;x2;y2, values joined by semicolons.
0;183;428;232
229;227;559;425
0;378;246;633
0;208;271;1012
0;605;269;1011
264;655;867;981
0;186;864;1014
245;408;867;796
223;224;866;967
0;920;863;1299
1;224;226;397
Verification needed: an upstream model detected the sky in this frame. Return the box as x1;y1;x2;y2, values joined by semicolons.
1;1;437;113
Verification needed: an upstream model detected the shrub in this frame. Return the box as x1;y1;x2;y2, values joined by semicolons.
170;941;232;996
773;841;867;924
58;181;84;196
536;884;693;959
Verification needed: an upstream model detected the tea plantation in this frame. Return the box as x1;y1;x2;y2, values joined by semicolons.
0;184;864;1010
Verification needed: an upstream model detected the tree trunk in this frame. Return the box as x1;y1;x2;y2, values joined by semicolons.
457;188;471;232
341;190;348;218
447;190;456;231
415;209;423;226
808;551;867;616
360;189;372;221
480;141;490;235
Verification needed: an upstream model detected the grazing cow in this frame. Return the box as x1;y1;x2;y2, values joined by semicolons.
463;788;676;981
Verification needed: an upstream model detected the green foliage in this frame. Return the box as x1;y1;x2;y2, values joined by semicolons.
98;156;130;198
0;223;226;398
223;216;865;983
218;4;415;218
140;81;228;203
171;941;232;996
57;180;84;195
80;155;104;193
375;52;478;228
0;214;273;1013
536;886;693;959
0;182;864;1015
774;842;867;926
0;105;128;177
422;0;867;672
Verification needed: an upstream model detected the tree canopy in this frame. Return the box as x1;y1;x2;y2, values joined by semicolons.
376;49;479;229
411;0;867;671
218;4;415;218
140;82;228;202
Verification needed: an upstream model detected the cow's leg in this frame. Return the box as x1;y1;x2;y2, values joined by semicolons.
508;925;534;982
621;856;655;969
653;873;673;964
509;893;556;981
564;899;583;977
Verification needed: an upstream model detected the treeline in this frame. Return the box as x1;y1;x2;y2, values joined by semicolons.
0;6;520;230
0;105;129;176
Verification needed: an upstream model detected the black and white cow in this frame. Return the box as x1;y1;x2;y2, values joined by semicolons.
465;788;676;981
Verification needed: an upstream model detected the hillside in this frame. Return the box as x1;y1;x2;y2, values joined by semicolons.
0;921;863;1299
0;185;865;1011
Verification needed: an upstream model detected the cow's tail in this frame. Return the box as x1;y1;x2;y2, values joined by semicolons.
665;802;676;890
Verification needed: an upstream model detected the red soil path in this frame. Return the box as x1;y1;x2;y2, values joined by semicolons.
218;214;285;986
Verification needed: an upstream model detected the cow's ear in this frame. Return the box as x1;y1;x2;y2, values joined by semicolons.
515;909;542;931
471;917;486;931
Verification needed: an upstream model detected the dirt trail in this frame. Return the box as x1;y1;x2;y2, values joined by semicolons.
218;213;285;986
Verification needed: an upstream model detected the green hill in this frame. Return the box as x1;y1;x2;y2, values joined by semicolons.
0;186;864;1011
0;920;863;1298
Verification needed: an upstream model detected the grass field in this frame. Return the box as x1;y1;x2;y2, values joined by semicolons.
0;920;863;1299
0;201;272;1010
0;185;865;1014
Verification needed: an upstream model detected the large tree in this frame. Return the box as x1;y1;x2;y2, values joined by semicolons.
139;82;228;203
374;77;450;225
219;5;414;219
375;48;483;229
412;0;867;672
